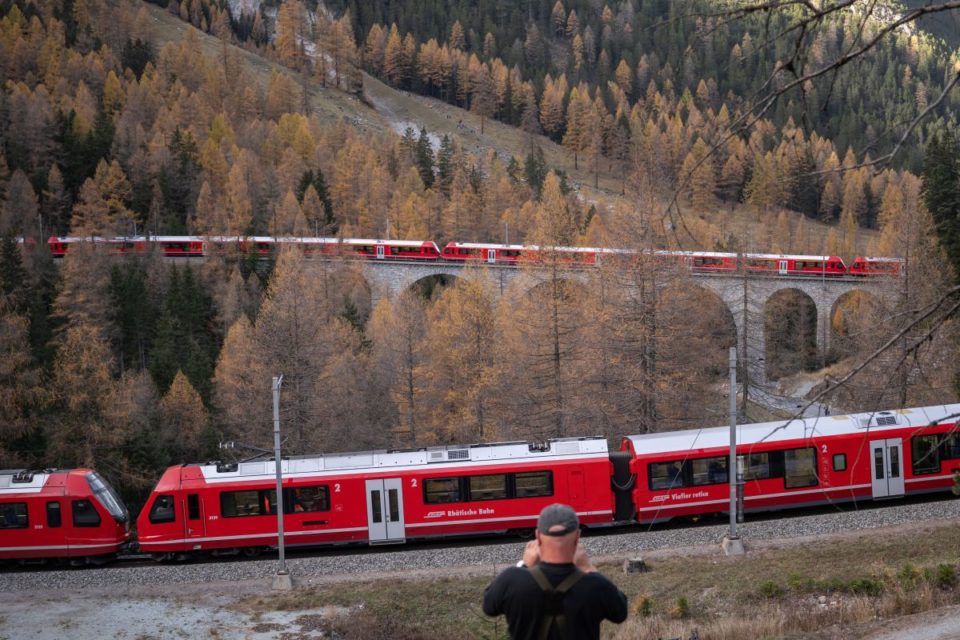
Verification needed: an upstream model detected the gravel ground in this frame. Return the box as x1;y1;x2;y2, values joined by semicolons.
1;497;959;639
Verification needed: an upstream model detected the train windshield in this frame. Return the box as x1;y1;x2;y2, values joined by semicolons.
86;472;129;523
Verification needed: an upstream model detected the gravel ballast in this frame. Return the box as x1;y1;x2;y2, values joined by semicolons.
3;496;959;593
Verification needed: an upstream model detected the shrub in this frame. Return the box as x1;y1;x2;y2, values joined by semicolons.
786;572;813;591
759;580;785;598
670;596;690;619
934;564;957;590
897;564;921;590
631;595;654;618
847;576;884;596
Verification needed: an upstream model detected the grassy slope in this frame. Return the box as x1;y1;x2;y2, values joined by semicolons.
234;520;960;639
138;1;875;255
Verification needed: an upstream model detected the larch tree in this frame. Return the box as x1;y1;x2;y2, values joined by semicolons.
367;292;428;445
70;159;135;237
158;370;208;463
253;246;335;452
50;322;122;468
0;305;47;465
539;74;567;141
420;274;500;443
562;87;586;170
680;137;717;212
274;0;306;70
213;314;270;447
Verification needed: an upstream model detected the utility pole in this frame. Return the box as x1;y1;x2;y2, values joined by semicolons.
271;374;293;590
722;347;745;556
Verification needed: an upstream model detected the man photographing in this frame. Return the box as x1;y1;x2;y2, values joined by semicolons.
482;504;628;639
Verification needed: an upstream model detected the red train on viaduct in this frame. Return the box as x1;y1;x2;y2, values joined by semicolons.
37;235;902;278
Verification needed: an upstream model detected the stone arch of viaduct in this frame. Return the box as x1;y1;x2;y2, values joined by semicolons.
326;261;891;385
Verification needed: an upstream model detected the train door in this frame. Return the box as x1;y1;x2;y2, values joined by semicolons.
568;470;584;502
870;439;905;498
486;249;496;264
364;479;405;544
376;244;385;260
184;493;205;541
778;260;789;275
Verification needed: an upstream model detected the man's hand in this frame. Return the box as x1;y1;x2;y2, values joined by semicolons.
521;539;540;567
573;543;597;573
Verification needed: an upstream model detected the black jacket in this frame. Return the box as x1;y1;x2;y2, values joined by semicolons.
482;562;628;640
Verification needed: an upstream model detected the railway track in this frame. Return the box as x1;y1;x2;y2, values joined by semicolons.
3;493;958;587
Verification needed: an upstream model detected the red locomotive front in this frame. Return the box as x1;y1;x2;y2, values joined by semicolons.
0;468;130;564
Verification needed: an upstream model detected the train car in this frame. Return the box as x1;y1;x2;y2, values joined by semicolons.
332;238;441;260
441;242;600;265
849;256;904;277
739;253;847;276
0;468;130;564
153;236;205;257
137;437;620;560
622;404;960;524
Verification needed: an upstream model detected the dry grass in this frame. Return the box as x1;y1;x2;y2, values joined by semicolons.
229;521;960;639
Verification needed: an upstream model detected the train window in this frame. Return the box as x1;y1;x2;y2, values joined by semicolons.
784;448;818;488
424;477;461;504
911;435;940;475
648;461;684;491
47;501;61;528
0;503;27;529
286;486;330;513
149;495;176;524
514;471;553;498
371;490;382;523
468;474;507;501
690;457;728;486
72;500;101;527
221;489;277;517
945;434;960;459
833;453;847;472
187;494;200;520
740;453;771;481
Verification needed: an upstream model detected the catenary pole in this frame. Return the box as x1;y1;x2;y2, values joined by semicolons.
722;347;744;555
272;375;292;588
728;347;738;541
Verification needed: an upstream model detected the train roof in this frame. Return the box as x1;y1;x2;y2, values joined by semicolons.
623;403;960;455
852;256;906;263
444;242;603;253
195;437;610;482
244;237;436;247
0;469;60;493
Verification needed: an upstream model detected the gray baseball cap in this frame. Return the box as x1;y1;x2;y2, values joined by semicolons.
537;503;579;536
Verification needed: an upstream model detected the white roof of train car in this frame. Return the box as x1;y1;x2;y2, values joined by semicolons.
199;437;609;482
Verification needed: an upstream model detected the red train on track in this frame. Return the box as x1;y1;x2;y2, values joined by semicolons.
0;469;130;564
135;403;960;561
35;236;902;278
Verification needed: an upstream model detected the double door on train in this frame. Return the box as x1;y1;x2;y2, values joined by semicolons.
365;478;405;544
870;438;905;498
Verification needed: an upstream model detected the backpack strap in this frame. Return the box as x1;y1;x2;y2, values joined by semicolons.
528;566;585;640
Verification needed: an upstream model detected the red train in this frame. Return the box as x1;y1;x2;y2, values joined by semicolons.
136;403;960;560
848;256;905;276
36;236;901;278
0;468;130;564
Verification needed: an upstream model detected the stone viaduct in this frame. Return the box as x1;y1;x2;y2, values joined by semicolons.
310;260;893;386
